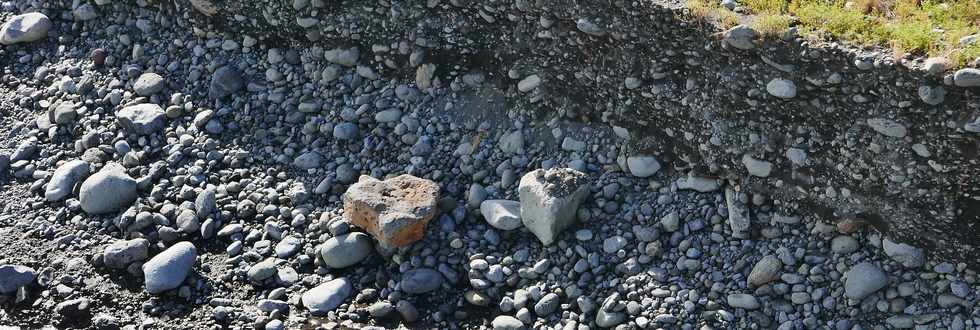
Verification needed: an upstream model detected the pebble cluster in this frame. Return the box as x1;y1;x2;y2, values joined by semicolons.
0;1;979;329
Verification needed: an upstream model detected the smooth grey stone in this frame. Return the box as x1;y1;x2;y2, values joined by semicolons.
45;160;90;202
143;242;197;294
319;232;372;268
953;68;980;87
400;268;444;294
766;78;797;99
79;163;137;215
844;262;889;300
492;315;525;330
302;278;352;314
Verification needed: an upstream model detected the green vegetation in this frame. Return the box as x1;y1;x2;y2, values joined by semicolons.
741;0;787;14
790;1;883;43
688;0;741;28
751;14;793;37
725;0;980;67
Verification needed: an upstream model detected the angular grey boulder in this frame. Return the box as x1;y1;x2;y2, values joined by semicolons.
917;85;945;105
176;209;199;233
576;18;607;37
725;188;750;239
741;155;773;177
209;65;244;99
302;278;353;314
867;118;907;138
596;309;626;327
246;258;278;282
748;255;782;287
882;239;925;268
72;4;98;21
103;238;149;269
0;154;9;174
45;160;90;202
195;188;216;219
79;163;138;215
480;200;522;231
723;25;757;50
117;104;166;135
143;242;197;294
831;235;859;254
519;168;590;245
416;63;436;90
0;265;36;293
626;155;661;178
133;73;166;96
50;103;78;125
324;47;359;67
293;152;322;169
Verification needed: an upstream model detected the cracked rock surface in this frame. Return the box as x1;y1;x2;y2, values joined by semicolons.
342;174;439;248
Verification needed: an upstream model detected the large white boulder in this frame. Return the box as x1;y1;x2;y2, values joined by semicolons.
1;13;51;45
519;168;590;245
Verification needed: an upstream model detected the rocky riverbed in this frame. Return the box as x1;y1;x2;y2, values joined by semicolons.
1;0;979;329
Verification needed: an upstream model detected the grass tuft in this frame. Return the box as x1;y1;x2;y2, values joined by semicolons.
687;0;714;20
716;9;741;28
950;43;980;67
687;0;741;28
752;14;793;37
742;0;787;14
725;0;980;68
886;20;939;55
792;1;885;45
851;0;889;15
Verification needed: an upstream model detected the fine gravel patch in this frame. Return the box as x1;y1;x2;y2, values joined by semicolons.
0;0;979;329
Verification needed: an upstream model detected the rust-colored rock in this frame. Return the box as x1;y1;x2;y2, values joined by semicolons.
836;218;867;234
342;174;440;248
